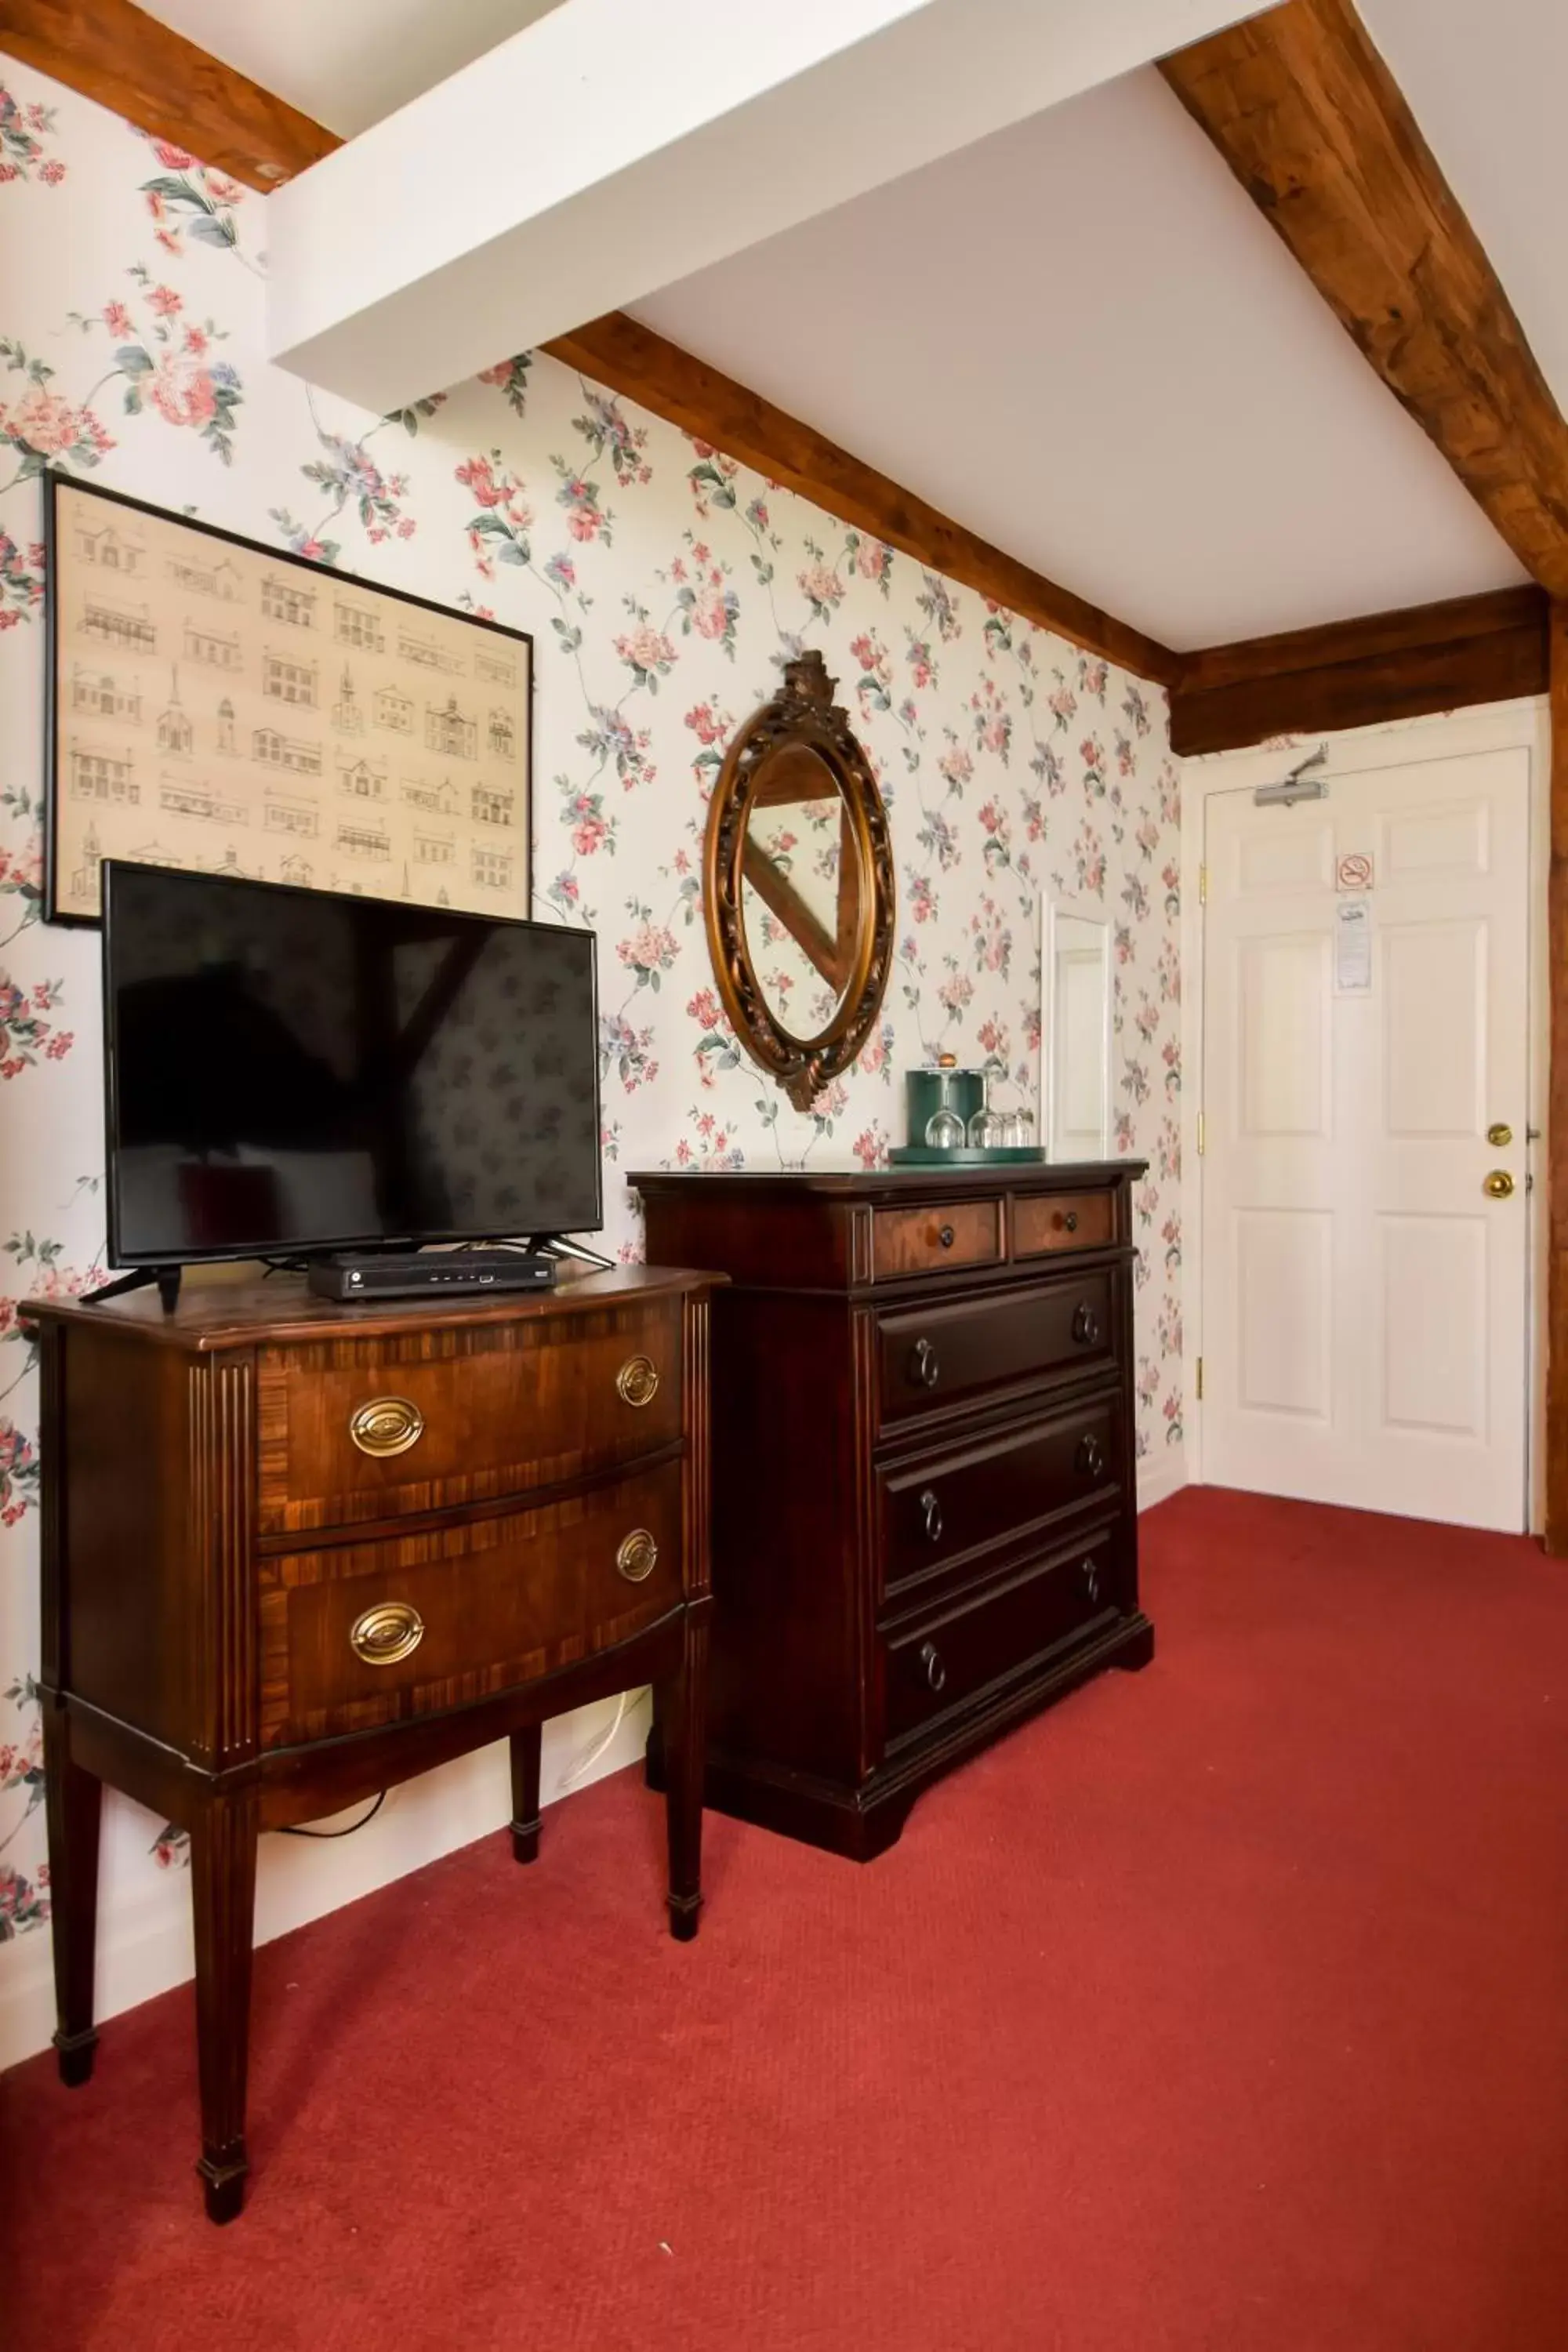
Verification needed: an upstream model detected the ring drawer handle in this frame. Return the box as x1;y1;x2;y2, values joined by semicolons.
1076;1433;1106;1479
1082;1559;1102;1606
615;1353;660;1409
910;1338;941;1390
350;1601;424;1667
919;1640;946;1693
920;1488;943;1544
349;1396;425;1457
1071;1301;1101;1347
616;1527;659;1584
937;1223;956;1250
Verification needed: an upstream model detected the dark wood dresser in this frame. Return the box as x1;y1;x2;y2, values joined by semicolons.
26;1265;720;2220
633;1167;1151;1860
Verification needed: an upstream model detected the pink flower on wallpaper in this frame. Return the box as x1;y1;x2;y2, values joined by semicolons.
686;988;721;1031
456;454;524;517
147;282;181;318
852;537;890;583
797;557;845;619
617;921;679;981
4;384;92;457
688;579;731;640
146;349;216;430
615;623;677;686
684;702;729;748
151;140;195;169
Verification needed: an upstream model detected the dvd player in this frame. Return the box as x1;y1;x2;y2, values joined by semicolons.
307;1250;557;1304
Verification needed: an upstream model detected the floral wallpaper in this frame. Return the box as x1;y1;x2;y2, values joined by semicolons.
0;69;1183;1983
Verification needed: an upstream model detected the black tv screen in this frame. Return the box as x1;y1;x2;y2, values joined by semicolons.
101;863;602;1265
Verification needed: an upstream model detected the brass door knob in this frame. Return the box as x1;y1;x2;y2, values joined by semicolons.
1486;1123;1513;1149
615;1354;659;1408
350;1601;424;1666
1483;1170;1515;1200
348;1396;425;1457
616;1528;659;1583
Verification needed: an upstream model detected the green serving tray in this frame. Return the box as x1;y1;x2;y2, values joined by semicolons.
887;1145;1051;1167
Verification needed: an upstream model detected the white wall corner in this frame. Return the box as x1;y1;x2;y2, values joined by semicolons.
1138;1453;1189;1514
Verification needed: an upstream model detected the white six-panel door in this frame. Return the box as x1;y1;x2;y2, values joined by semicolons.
1200;748;1530;1531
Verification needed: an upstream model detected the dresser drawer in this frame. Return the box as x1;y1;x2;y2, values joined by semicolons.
872;1198;1001;1281
883;1530;1121;1748
882;1393;1120;1599
1012;1189;1116;1257
257;1299;683;1536
259;1460;683;1748
877;1265;1116;1425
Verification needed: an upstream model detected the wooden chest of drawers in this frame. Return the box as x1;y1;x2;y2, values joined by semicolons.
27;1266;719;2220
633;1167;1152;1859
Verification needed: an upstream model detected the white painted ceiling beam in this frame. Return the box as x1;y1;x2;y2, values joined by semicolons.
265;0;1273;412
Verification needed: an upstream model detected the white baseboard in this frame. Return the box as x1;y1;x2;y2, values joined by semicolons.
0;1689;651;2074
1137;1453;1188;1514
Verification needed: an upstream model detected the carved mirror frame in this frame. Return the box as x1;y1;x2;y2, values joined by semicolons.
703;650;895;1112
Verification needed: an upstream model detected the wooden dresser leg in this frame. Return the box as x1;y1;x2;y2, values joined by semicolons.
659;1613;709;1942
189;1789;258;2224
509;1723;543;1863
42;1706;102;2088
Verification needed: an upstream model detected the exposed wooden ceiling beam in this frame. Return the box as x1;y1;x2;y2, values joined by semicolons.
1168;584;1548;757
0;0;338;186
543;313;1178;683
1160;0;1568;599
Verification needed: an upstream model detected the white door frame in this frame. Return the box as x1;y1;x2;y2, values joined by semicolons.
1180;697;1551;1530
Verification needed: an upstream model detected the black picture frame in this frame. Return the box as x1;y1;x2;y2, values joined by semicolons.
42;470;535;927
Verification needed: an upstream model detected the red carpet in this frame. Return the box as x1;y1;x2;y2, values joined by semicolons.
3;1487;1567;2350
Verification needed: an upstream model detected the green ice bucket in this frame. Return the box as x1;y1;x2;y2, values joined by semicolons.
904;1065;984;1146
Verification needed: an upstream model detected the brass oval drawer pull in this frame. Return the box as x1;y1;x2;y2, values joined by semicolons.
615;1353;660;1408
350;1601;425;1667
616;1528;659;1584
349;1396;425;1458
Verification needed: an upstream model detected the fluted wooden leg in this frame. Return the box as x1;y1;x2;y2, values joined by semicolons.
42;1704;102;2087
509;1722;543;1863
189;1788;258;2224
659;1608;709;1941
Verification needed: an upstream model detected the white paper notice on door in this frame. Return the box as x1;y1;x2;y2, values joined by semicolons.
1334;897;1372;993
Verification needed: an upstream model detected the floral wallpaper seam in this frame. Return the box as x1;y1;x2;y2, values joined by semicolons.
0;67;1183;1955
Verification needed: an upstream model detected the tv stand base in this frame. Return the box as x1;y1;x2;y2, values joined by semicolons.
82;1265;181;1313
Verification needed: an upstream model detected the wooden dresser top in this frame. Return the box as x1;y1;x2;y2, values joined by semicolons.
23;1262;721;1353
630;1161;1147;1202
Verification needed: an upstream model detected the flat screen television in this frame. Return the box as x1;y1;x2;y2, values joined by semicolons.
101;862;602;1267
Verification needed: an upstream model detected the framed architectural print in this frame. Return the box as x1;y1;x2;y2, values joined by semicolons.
43;474;532;924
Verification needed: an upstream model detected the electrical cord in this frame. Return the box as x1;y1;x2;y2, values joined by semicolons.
274;1791;387;1838
554;1690;630;1793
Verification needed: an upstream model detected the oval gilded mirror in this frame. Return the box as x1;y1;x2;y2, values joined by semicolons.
705;652;895;1110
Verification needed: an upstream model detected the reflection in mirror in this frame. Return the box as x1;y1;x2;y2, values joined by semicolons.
739;743;860;1036
703;651;894;1111
1045;899;1112;1160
